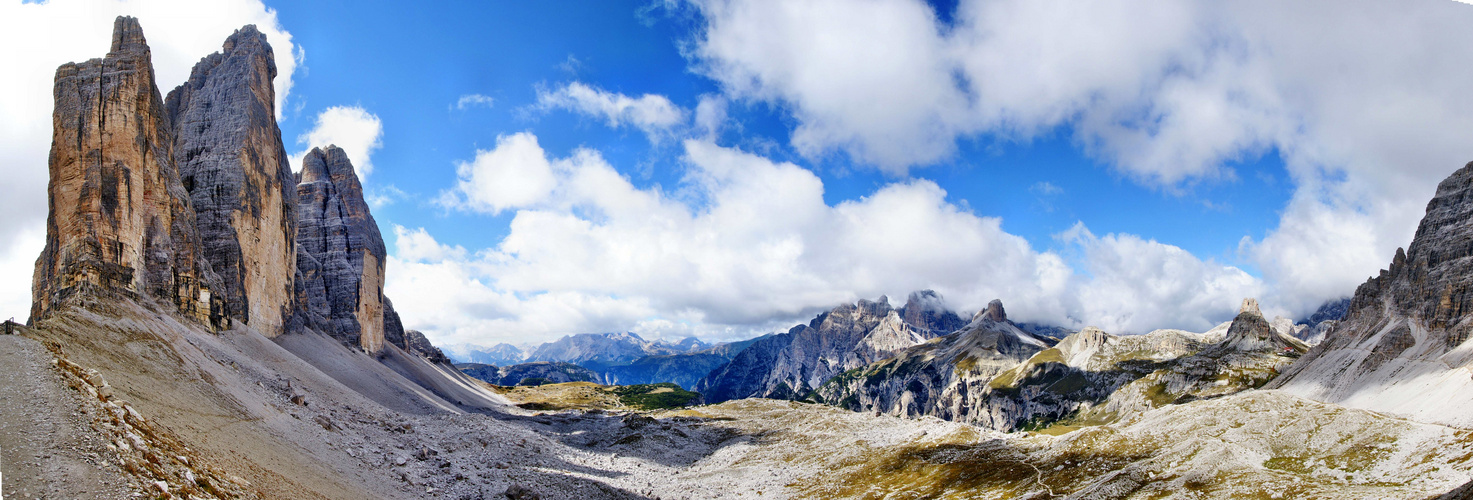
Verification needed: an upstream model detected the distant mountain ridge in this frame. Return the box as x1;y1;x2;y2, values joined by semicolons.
526;331;709;371
696;291;968;403
813;297;1309;432
443;342;527;366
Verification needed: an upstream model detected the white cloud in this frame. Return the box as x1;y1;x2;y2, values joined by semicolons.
438;132;560;215
0;224;45;322
395;134;1260;345
687;0;1473;316
0;0;299;322
289;105;384;179
1061;223;1265;331
455;93;495;110
694;94;728;138
536;82;686;140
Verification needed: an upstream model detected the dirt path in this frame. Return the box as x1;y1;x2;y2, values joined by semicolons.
0;335;132;499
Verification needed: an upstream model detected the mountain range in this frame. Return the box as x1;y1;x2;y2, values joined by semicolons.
6;16;1471;500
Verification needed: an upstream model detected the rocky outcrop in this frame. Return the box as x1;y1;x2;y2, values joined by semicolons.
813;297;1307;432
32;17;223;327
165;25;297;336
697;293;965;403
1270;162;1473;427
401;329;449;365
293;146;389;352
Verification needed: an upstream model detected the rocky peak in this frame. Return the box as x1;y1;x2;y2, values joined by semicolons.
1342;162;1473;334
32;16;224;327
1269;161;1473;427
294;146;389;353
165;21;296;336
974;299;1008;323
1238;298;1262;317
108;16;148;55
1215;297;1305;354
403;330;449;365
901;290;966;335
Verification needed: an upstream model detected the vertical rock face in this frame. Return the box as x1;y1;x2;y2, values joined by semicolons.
32;17;223;326
294;146;388;353
1270;161;1473;428
165;25;297;336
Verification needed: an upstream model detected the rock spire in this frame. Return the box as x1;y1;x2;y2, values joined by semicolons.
32;16;224;326
166;24;297;336
294;146;392;353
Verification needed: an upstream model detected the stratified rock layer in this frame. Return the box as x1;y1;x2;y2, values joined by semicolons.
32;17;223;326
166;25;297;336
1270;161;1473;427
294;146;388;352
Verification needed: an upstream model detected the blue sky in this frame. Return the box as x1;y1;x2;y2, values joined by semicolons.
273;0;1293;264
4;0;1473;346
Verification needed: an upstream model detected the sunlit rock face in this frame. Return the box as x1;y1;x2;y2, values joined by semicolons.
167;24;297;336
293;146;389;353
1270;161;1473;427
32;16;223;327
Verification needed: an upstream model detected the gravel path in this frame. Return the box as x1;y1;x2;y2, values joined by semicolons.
0;335;132;499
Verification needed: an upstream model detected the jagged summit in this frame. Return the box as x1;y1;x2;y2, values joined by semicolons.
1270;161;1473;427
697;292;963;403
107;16;148;54
1238;297;1261;316
974;298;1008;323
1215;297;1307;354
295;145;392;352
32;15;223;326
166;19;296;335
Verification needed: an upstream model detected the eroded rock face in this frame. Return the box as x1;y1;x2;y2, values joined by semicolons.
293;146;388;352
32;17;223;326
1270;161;1473;427
166;25;297;336
402;330;449;365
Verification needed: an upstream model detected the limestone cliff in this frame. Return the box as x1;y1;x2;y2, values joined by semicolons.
1270;161;1473;427
294;146;389;353
31;17;223;327
165;25;297;336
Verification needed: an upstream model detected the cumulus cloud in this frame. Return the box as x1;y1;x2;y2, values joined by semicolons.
694;94;728;138
437;132;560;215
394;134;1258;345
536;82;687;140
289;105;384;179
687;0;1473;316
0;0;299;321
1061;224;1265;331
455;93;495;110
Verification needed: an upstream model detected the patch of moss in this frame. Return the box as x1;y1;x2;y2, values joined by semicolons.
607;383;703;410
1143;381;1180;407
988;366;1022;390
1032;348;1065;364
